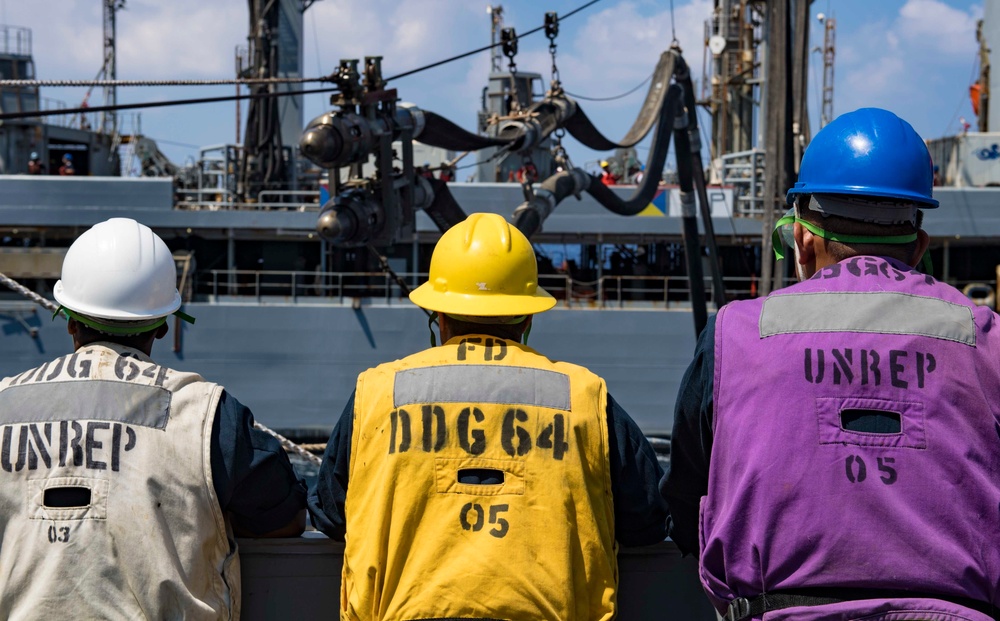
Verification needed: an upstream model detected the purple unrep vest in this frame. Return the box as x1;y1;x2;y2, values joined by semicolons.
703;256;1000;620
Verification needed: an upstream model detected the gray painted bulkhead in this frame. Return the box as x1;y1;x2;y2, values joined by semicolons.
0;302;695;436
1;177;995;241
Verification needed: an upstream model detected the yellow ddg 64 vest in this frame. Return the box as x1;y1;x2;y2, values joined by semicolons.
344;335;618;621
0;342;239;620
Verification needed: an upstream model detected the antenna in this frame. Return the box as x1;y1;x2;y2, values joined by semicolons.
489;4;504;73
102;0;125;135
819;12;835;128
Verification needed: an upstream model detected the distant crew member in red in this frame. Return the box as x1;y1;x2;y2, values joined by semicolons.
27;151;44;175
57;153;75;176
600;159;618;185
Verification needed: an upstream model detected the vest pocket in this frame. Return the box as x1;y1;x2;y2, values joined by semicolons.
434;457;525;496
43;486;91;508
816;397;926;449
28;476;109;521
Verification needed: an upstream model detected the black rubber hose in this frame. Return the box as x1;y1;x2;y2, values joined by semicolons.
423;178;468;233
584;83;682;216
512;168;590;238
562;50;676;150
419;111;510;151
513;81;683;235
674;118;708;337
675;52;728;307
497;96;575;153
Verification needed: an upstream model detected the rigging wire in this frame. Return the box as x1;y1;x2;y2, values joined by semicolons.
942;53;980;136
145;137;203;149
385;0;604;81
0;86;338;122
669;0;677;44
0;266;323;464
0;77;325;87
0;0;606;122
310;8;324;76
565;73;652;101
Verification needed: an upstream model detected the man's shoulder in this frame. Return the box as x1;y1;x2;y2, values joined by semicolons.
524;349;606;387
364;347;436;374
0;351;76;389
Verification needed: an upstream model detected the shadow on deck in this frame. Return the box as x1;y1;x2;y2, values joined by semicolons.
238;533;718;619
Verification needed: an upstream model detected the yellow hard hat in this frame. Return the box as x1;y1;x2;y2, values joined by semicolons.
600;160;610;168
409;213;556;316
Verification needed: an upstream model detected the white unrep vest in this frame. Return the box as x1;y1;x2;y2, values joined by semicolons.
0;342;239;620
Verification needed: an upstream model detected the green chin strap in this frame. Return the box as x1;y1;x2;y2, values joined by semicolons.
772;214;932;273
54;306;196;336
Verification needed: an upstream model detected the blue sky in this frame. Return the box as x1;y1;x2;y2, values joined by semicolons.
0;0;984;173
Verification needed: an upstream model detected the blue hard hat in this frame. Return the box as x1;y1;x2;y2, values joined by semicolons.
63;153;73;161
786;108;938;208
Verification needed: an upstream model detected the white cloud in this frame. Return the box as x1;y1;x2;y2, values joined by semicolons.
843;55;908;102
115;2;247;78
309;0;485;77
5;1;247;81
897;0;980;57
832;0;982;138
564;0;711;91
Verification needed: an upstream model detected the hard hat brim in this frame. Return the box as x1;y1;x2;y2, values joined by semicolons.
54;280;182;321
786;185;939;208
409;283;556;316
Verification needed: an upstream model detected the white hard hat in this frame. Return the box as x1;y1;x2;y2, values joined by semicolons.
54;218;182;323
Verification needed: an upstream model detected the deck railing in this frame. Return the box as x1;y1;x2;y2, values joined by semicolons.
200;270;760;309
175;190;321;212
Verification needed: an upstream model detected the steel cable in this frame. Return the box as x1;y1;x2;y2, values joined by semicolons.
0;0;606;121
0;77;325;87
565;73;652;102
0;271;323;466
0;272;59;313
0;86;339;121
385;0;604;81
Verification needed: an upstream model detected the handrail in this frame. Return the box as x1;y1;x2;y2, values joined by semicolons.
200;269;759;308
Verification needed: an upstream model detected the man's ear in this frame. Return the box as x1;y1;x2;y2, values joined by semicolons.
793;221;816;266
909;229;930;268
154;322;169;340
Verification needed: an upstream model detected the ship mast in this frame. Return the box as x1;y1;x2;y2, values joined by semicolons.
102;0;125;135
703;0;760;160
703;0;812;296
818;13;835;128
488;5;504;73
977;18;990;132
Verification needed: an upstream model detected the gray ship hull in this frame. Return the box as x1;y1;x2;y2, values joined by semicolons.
0;301;697;436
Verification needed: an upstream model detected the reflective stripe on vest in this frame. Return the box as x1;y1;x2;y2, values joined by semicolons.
0;343;237;620
760;291;976;345
344;336;617;621
394;364;572;409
